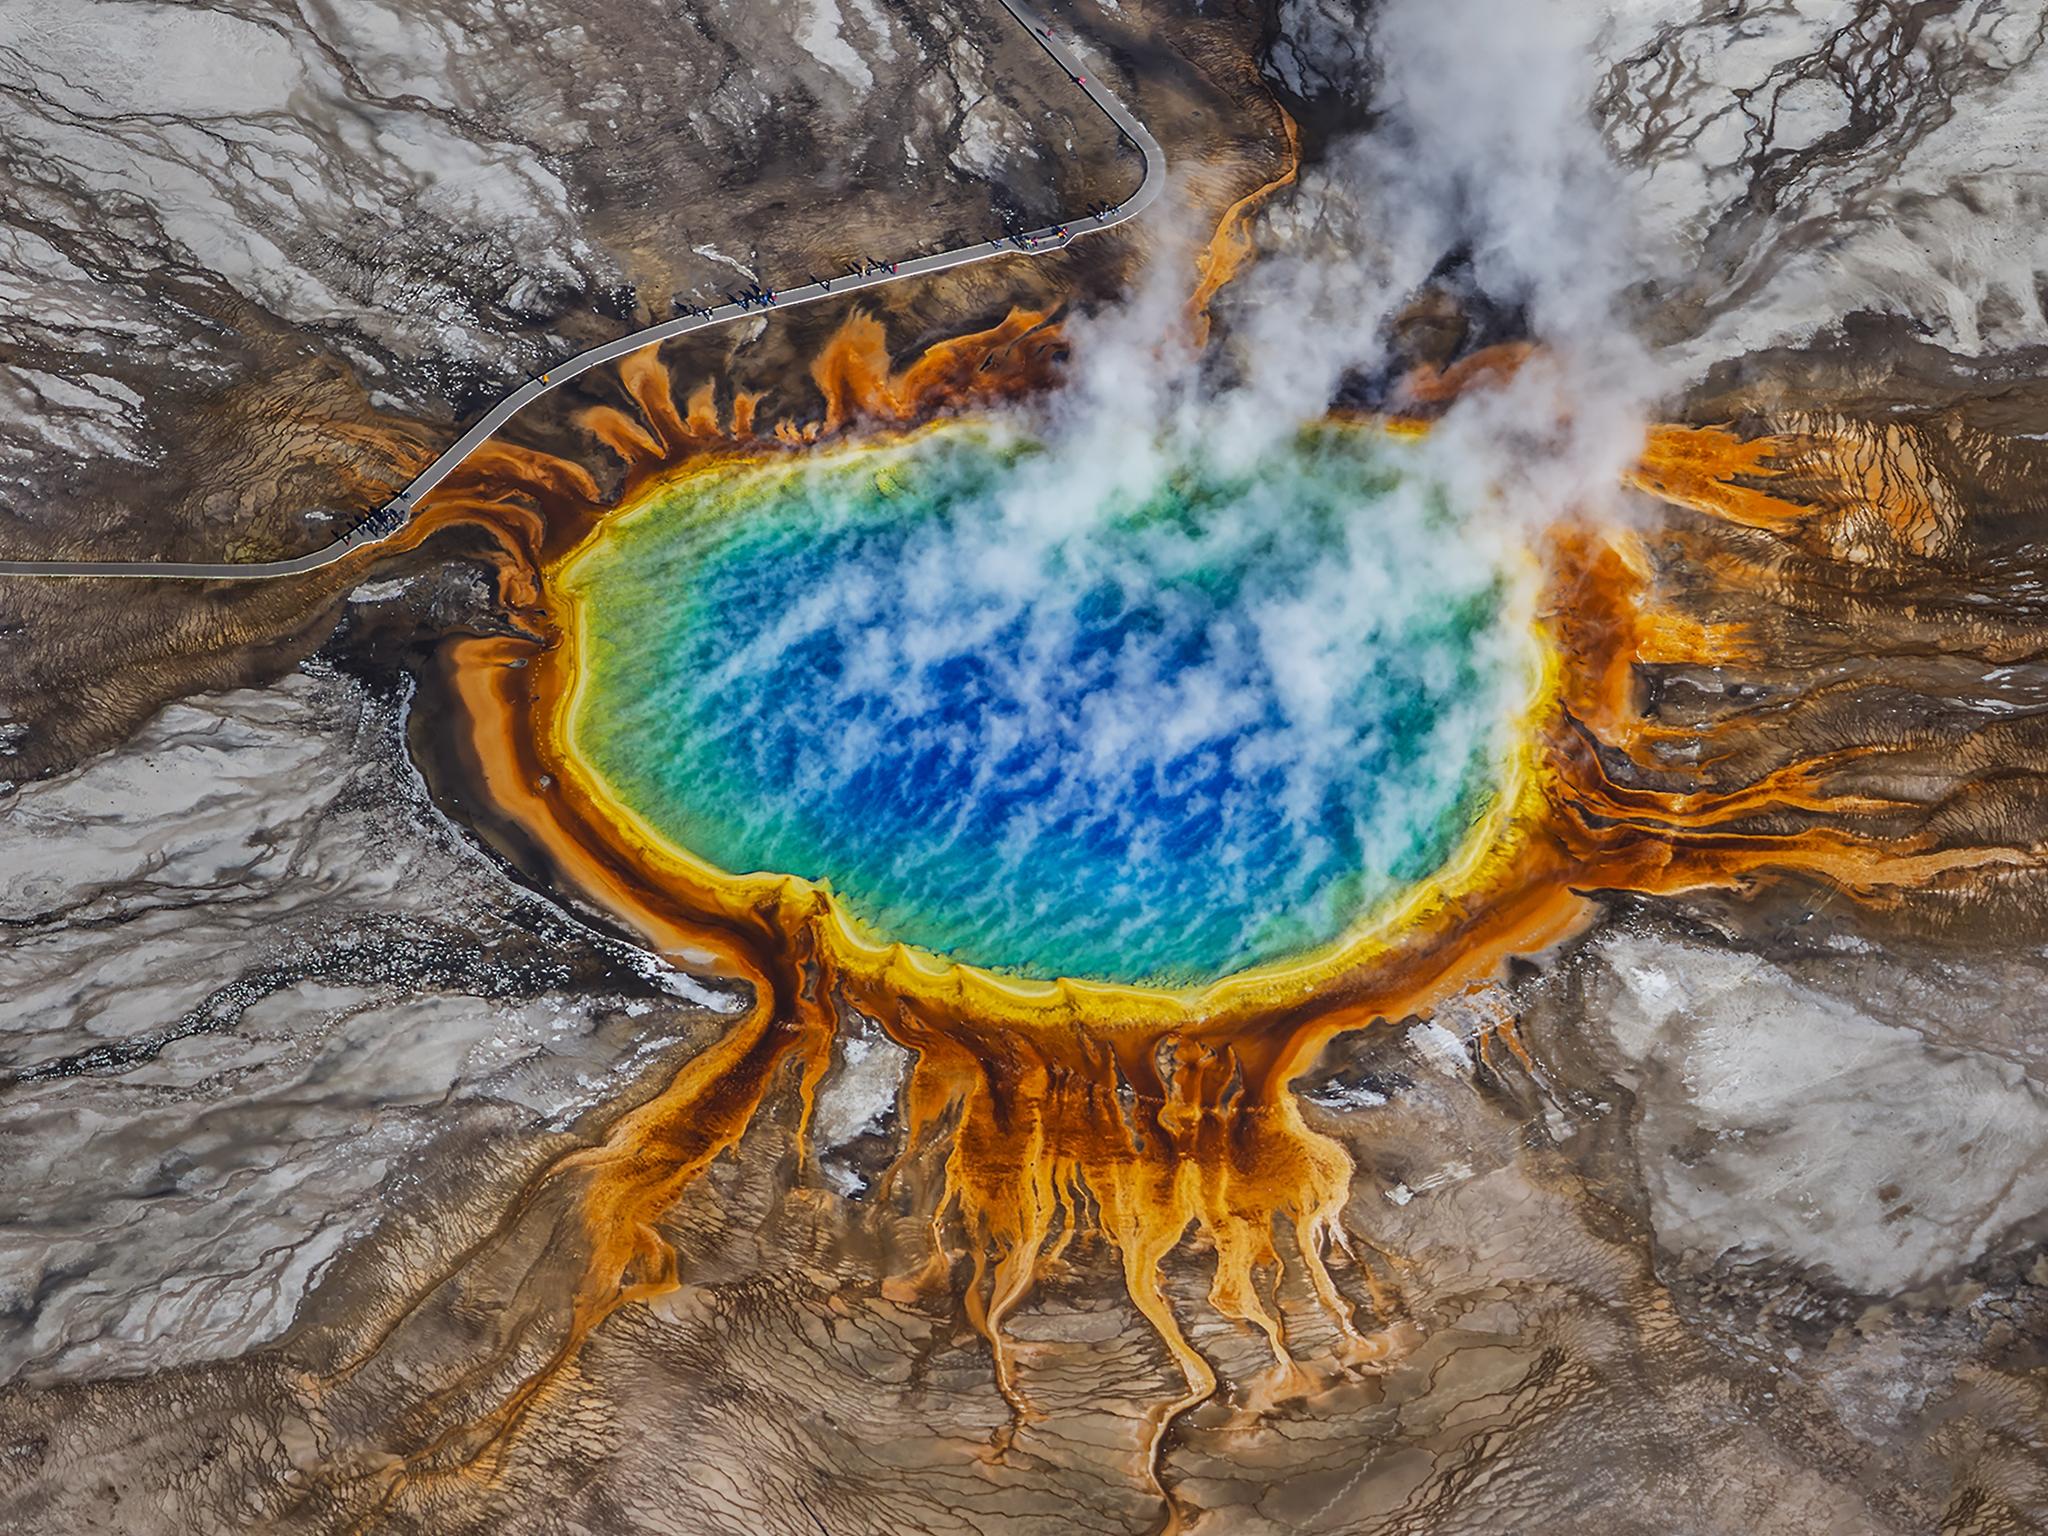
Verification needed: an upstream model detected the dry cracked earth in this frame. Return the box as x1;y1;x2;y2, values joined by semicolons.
3;0;2048;1533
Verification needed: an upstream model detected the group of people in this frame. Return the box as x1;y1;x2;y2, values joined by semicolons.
664;257;913;323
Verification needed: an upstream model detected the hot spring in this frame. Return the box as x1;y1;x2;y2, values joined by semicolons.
555;419;1541;989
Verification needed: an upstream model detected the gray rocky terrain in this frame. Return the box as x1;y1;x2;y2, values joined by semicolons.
0;0;1131;562
0;648;743;1387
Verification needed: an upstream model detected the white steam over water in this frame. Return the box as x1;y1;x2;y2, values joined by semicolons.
932;0;1667;806
985;0;1670;570
1217;0;1667;525
579;422;1535;981
583;0;1670;979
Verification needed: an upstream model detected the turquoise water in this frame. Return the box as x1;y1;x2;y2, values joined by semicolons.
566;423;1524;986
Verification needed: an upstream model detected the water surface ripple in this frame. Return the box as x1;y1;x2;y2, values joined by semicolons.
565;423;1529;985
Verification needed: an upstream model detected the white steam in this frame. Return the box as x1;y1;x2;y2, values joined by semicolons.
920;0;1671;844
587;0;1672;978
603;423;1532;980
1041;0;1666;528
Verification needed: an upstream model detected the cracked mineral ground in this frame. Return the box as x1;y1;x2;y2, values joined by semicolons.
3;1;2048;1533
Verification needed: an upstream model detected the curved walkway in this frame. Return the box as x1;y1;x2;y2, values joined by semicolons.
0;0;1164;581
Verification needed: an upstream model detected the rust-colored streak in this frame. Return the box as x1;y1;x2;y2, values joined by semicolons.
577;404;665;469
812;311;899;430
618;342;692;453
683;381;723;437
1632;422;1809;532
812;307;1060;432
452;440;604;506
894;307;1060;408
1187;104;1301;345
1639;415;1986;567
1399;341;1537;407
